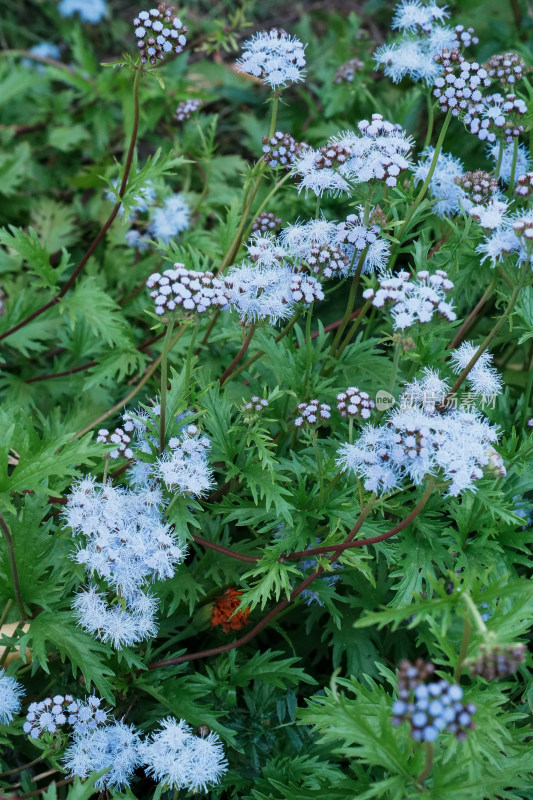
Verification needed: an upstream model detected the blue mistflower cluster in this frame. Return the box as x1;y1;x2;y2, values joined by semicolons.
66;478;187;648
63;720;142;790
374;0;473;84
24;695;107;739
236;29;306;88
392;659;476;742
0;669;24;725
141;717;228;792
58;0;107;24
337;368;503;495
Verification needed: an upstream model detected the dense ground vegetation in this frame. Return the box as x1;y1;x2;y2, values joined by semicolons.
1;0;533;797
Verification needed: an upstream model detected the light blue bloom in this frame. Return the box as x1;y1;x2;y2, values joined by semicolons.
141;717;228;792
63;721;142;790
0;669;24;725
58;0;107;23
148;194;190;243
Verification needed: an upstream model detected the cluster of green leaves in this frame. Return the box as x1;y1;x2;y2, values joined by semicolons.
0;0;533;798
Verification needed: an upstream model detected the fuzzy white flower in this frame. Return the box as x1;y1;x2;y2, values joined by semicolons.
148;194;190;243
392;0;449;31
413;149;471;216
156;425;213;497
337;370;501;495
58;0;106;23
0;669;24;725
450;342;503;397
63;721;142;790
141;717;228;792
488;142;531;183
363;269;455;329
236;29;306;88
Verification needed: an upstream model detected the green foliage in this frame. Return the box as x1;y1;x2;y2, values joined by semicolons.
0;1;532;798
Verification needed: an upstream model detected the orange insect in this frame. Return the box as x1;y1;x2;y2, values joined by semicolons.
211;588;250;633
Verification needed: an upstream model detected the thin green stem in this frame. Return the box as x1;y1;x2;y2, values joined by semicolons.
268;94;280;138
0;754;50;779
447;274;498;351
328;245;369;357
0;65;142;344
454;615;473;682
0;599;13;629
393;109;452;251
0;513;26;622
217;93;282;274
507;137;519;197
228;312;300;382
348;417;354;445
494;140;504;181
335;300;372;359
241;171;293;244
462;592;488;635
102;456;110;484
388;342;401;394
311;432;324;508
423;92;435;149
416;742;434;789
444;261;530;402
185;326;198;396
75;326;186;438
220;326;257;386
303;303;314;389
159;322;175;453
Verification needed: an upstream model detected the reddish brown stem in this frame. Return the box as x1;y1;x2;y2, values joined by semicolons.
148;484;434;669
191;534;258;563
0;67;141;344
447;277;497;351
219;326;256;386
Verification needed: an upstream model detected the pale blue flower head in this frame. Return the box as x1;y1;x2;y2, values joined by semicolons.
141;717;228;792
236;29;306;88
62;721;142;790
148;194;190;243
58;0;107;23
413;148;471;217
0;669;24;724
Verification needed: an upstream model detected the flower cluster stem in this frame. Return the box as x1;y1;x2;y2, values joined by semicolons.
0;512;26;622
0;65;142;344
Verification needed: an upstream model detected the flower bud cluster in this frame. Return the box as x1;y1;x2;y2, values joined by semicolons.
24;695;108;739
362;269;456;330
433;50;491;116
262;131;305;169
336;387;375;419
468;643;526;680
252;211;283;233
97;427;133;460
453;24;478;48
175;98;202;121
146;266;228;316
465;92;527;143
294;400;331;427
512;215;533;240
392;659;476;742
334;57;364;83
515;172;533;198
289;273;325;304
236;29;306;88
156;425;213;497
134;6;188;66
303;242;350;278
314;142;352;170
455;170;499;204
244;396;269;413
483;52;527;86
